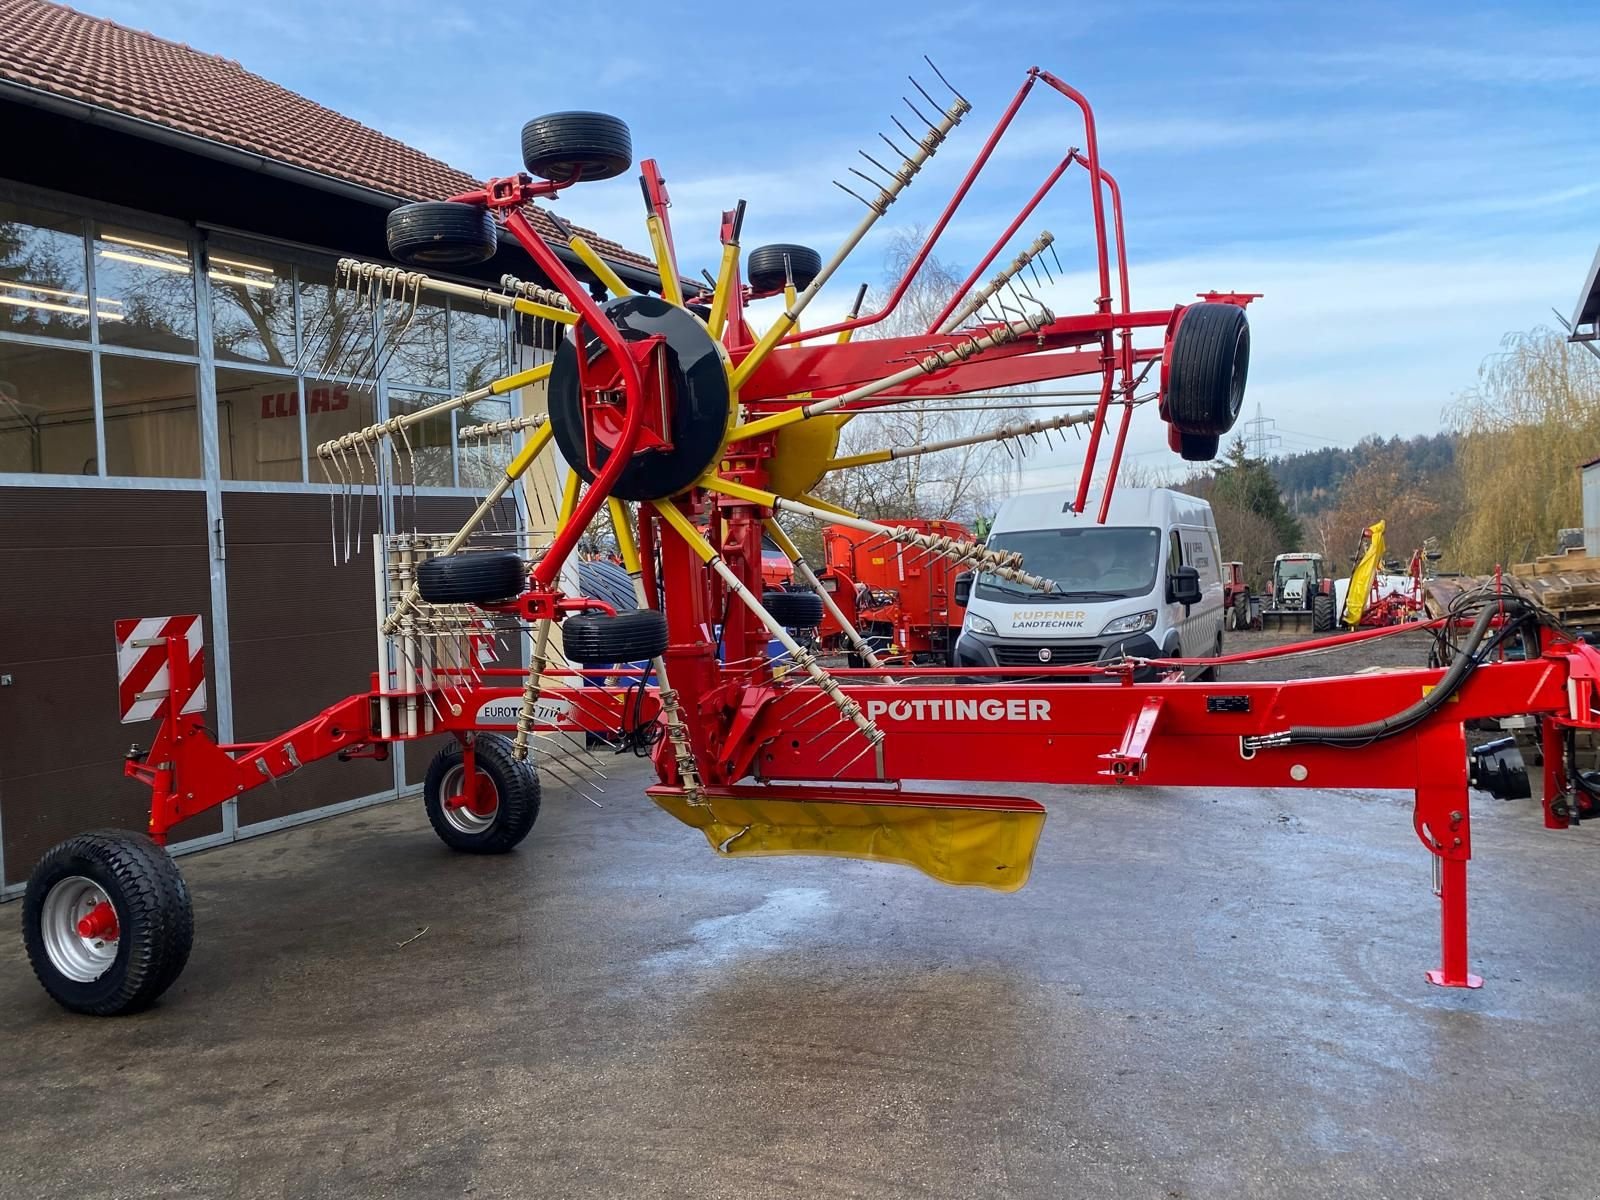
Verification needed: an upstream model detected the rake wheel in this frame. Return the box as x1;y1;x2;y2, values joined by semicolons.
385;202;499;267
521;111;633;184
417;551;526;605
1165;302;1250;437
562;610;669;664
762;590;824;629
747;243;823;293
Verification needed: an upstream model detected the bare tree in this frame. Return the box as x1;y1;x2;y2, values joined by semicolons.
814;231;1023;529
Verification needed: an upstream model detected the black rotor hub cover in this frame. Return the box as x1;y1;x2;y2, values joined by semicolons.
547;295;730;501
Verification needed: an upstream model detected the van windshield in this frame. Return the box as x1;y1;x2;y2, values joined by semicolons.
977;525;1163;601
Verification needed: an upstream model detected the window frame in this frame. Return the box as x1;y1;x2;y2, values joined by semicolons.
0;181;529;493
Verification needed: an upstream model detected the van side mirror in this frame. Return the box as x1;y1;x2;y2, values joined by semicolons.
1168;564;1201;607
953;571;973;606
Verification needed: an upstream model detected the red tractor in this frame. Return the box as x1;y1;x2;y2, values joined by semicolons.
1222;560;1256;631
816;520;975;664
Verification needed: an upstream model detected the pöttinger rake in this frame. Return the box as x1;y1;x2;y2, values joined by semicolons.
23;65;1600;1016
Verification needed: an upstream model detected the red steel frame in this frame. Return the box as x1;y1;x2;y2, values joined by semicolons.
114;67;1600;996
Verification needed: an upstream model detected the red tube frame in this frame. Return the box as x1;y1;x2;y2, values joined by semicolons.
109;69;1600;999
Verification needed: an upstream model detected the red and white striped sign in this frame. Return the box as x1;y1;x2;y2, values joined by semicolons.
114;615;206;725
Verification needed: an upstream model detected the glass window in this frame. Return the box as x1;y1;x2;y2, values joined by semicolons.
100;353;200;478
388;389;455;488
302;375;376;476
977;526;1163;601
217;367;302;482
386;295;450;389
93;225;197;354
458;397;513;488
209;247;296;367
449;298;510;390
297;265;373;380
0;201;99;340
0;340;96;474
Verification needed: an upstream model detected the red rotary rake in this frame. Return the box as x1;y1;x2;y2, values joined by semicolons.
21;65;1600;1016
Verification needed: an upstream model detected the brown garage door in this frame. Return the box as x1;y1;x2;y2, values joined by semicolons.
0;486;220;886
222;490;396;826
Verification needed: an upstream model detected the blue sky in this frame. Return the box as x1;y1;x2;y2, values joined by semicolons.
95;0;1600;482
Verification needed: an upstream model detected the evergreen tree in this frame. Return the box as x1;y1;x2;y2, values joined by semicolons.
1212;438;1303;547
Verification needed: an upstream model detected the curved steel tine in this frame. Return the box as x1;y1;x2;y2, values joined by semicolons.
334;440;354;562
320;445;342;564
922;56;967;106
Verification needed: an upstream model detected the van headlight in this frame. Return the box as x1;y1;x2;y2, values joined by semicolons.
965;612;997;636
1100;610;1157;636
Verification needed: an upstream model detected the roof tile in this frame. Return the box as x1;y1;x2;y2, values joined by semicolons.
0;0;653;270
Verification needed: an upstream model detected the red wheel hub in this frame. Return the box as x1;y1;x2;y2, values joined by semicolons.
76;900;118;941
445;769;498;816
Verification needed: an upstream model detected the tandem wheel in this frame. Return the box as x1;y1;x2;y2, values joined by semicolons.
23;829;194;1016
423;734;541;854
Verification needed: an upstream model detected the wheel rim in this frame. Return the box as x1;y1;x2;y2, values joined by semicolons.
40;875;120;983
439;764;500;835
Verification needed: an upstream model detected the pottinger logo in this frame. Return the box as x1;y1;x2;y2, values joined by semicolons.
865;698;1052;723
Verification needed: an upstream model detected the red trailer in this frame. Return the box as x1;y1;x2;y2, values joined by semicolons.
817;520;974;664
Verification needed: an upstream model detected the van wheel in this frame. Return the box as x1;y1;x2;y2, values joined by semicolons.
1203;634;1224;681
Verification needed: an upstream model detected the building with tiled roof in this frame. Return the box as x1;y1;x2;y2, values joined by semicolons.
0;0;656;886
0;0;657;280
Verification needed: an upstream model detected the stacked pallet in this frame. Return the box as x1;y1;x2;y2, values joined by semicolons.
1511;551;1600;578
1511;554;1600;624
1425;560;1600;626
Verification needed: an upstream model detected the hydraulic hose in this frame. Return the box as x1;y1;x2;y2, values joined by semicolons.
1279;601;1507;747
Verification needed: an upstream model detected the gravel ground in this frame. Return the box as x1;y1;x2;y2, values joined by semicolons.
1223;624;1440;681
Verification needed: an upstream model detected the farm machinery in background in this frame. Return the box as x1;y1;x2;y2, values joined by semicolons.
1222;560;1258;631
22;62;1600;1019
817;519;975;665
1259;552;1337;632
1338;520;1430;628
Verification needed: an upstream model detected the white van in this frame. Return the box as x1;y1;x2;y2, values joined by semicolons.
953;488;1226;679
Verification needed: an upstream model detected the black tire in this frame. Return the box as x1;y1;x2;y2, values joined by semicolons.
1167;302;1249;436
418;550;525;605
1202;634;1224;682
424;735;540;854
1178;431;1221;462
386;202;498;267
23;830;193;1016
577;560;639;612
563;608;668;663
762;589;824;628
747;244;822;293
1233;591;1250;631
1312;593;1336;632
521;112;632;184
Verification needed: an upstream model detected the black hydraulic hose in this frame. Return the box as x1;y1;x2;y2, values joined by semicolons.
1284;600;1503;746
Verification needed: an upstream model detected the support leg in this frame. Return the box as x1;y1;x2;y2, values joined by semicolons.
1425;857;1482;989
1413;730;1482;988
